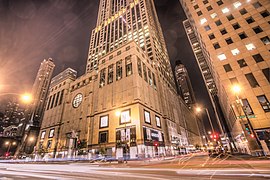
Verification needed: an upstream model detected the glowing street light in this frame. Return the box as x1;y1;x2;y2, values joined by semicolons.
195;107;202;113
232;85;241;94
115;111;121;117
28;137;35;142
0;92;32;104
21;93;33;104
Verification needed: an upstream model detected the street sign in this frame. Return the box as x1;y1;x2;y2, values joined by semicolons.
238;115;256;119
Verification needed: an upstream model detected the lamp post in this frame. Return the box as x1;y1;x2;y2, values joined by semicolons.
196;107;214;133
232;85;264;155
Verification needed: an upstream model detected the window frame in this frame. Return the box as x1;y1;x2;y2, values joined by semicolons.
98;130;108;144
223;64;232;72
119;109;131;124
100;115;109;129
48;128;55;138
144;110;151;124
245;73;260;88
257;95;270;112
155;115;161;128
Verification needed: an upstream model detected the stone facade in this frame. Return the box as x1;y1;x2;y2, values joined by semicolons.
37;42;202;158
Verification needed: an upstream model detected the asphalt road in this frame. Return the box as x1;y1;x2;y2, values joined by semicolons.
0;155;270;180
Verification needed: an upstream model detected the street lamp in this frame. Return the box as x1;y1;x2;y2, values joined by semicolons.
196;107;214;133
232;85;264;155
21;93;33;104
0;92;32;104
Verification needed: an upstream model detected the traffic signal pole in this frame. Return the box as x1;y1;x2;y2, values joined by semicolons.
237;95;264;155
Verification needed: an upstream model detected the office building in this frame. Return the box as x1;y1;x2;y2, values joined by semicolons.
19;58;55;154
175;60;196;109
179;0;270;154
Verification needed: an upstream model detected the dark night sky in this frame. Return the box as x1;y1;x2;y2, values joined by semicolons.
0;0;218;131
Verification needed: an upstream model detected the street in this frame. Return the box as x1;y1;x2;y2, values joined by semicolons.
0;154;270;179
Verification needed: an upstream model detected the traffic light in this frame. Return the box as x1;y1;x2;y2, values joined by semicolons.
250;134;255;138
210;133;219;141
244;124;252;135
154;141;158;147
5;152;10;157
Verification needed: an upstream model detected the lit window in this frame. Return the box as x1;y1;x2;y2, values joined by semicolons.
200;18;207;25
246;43;256;50
222;8;229;13
49;129;54;138
231;48;240;55
144;110;151;124
218;54;227;61
210;13;217;19
41;131;46;139
233;1;241;8
155;116;161;128
120;110;131;124
100;115;109;128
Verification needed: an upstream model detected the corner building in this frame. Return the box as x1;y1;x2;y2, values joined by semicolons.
37;0;202;158
179;0;270;154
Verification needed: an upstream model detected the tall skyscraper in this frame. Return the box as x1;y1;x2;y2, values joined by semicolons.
37;0;202;158
179;0;270;154
183;19;235;150
19;58;55;154
175;60;196;109
29;58;55;127
86;0;175;90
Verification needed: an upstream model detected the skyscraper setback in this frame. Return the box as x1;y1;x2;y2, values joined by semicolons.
179;0;270;154
37;0;202;158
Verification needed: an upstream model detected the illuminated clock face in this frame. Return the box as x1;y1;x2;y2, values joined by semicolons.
72;93;83;108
